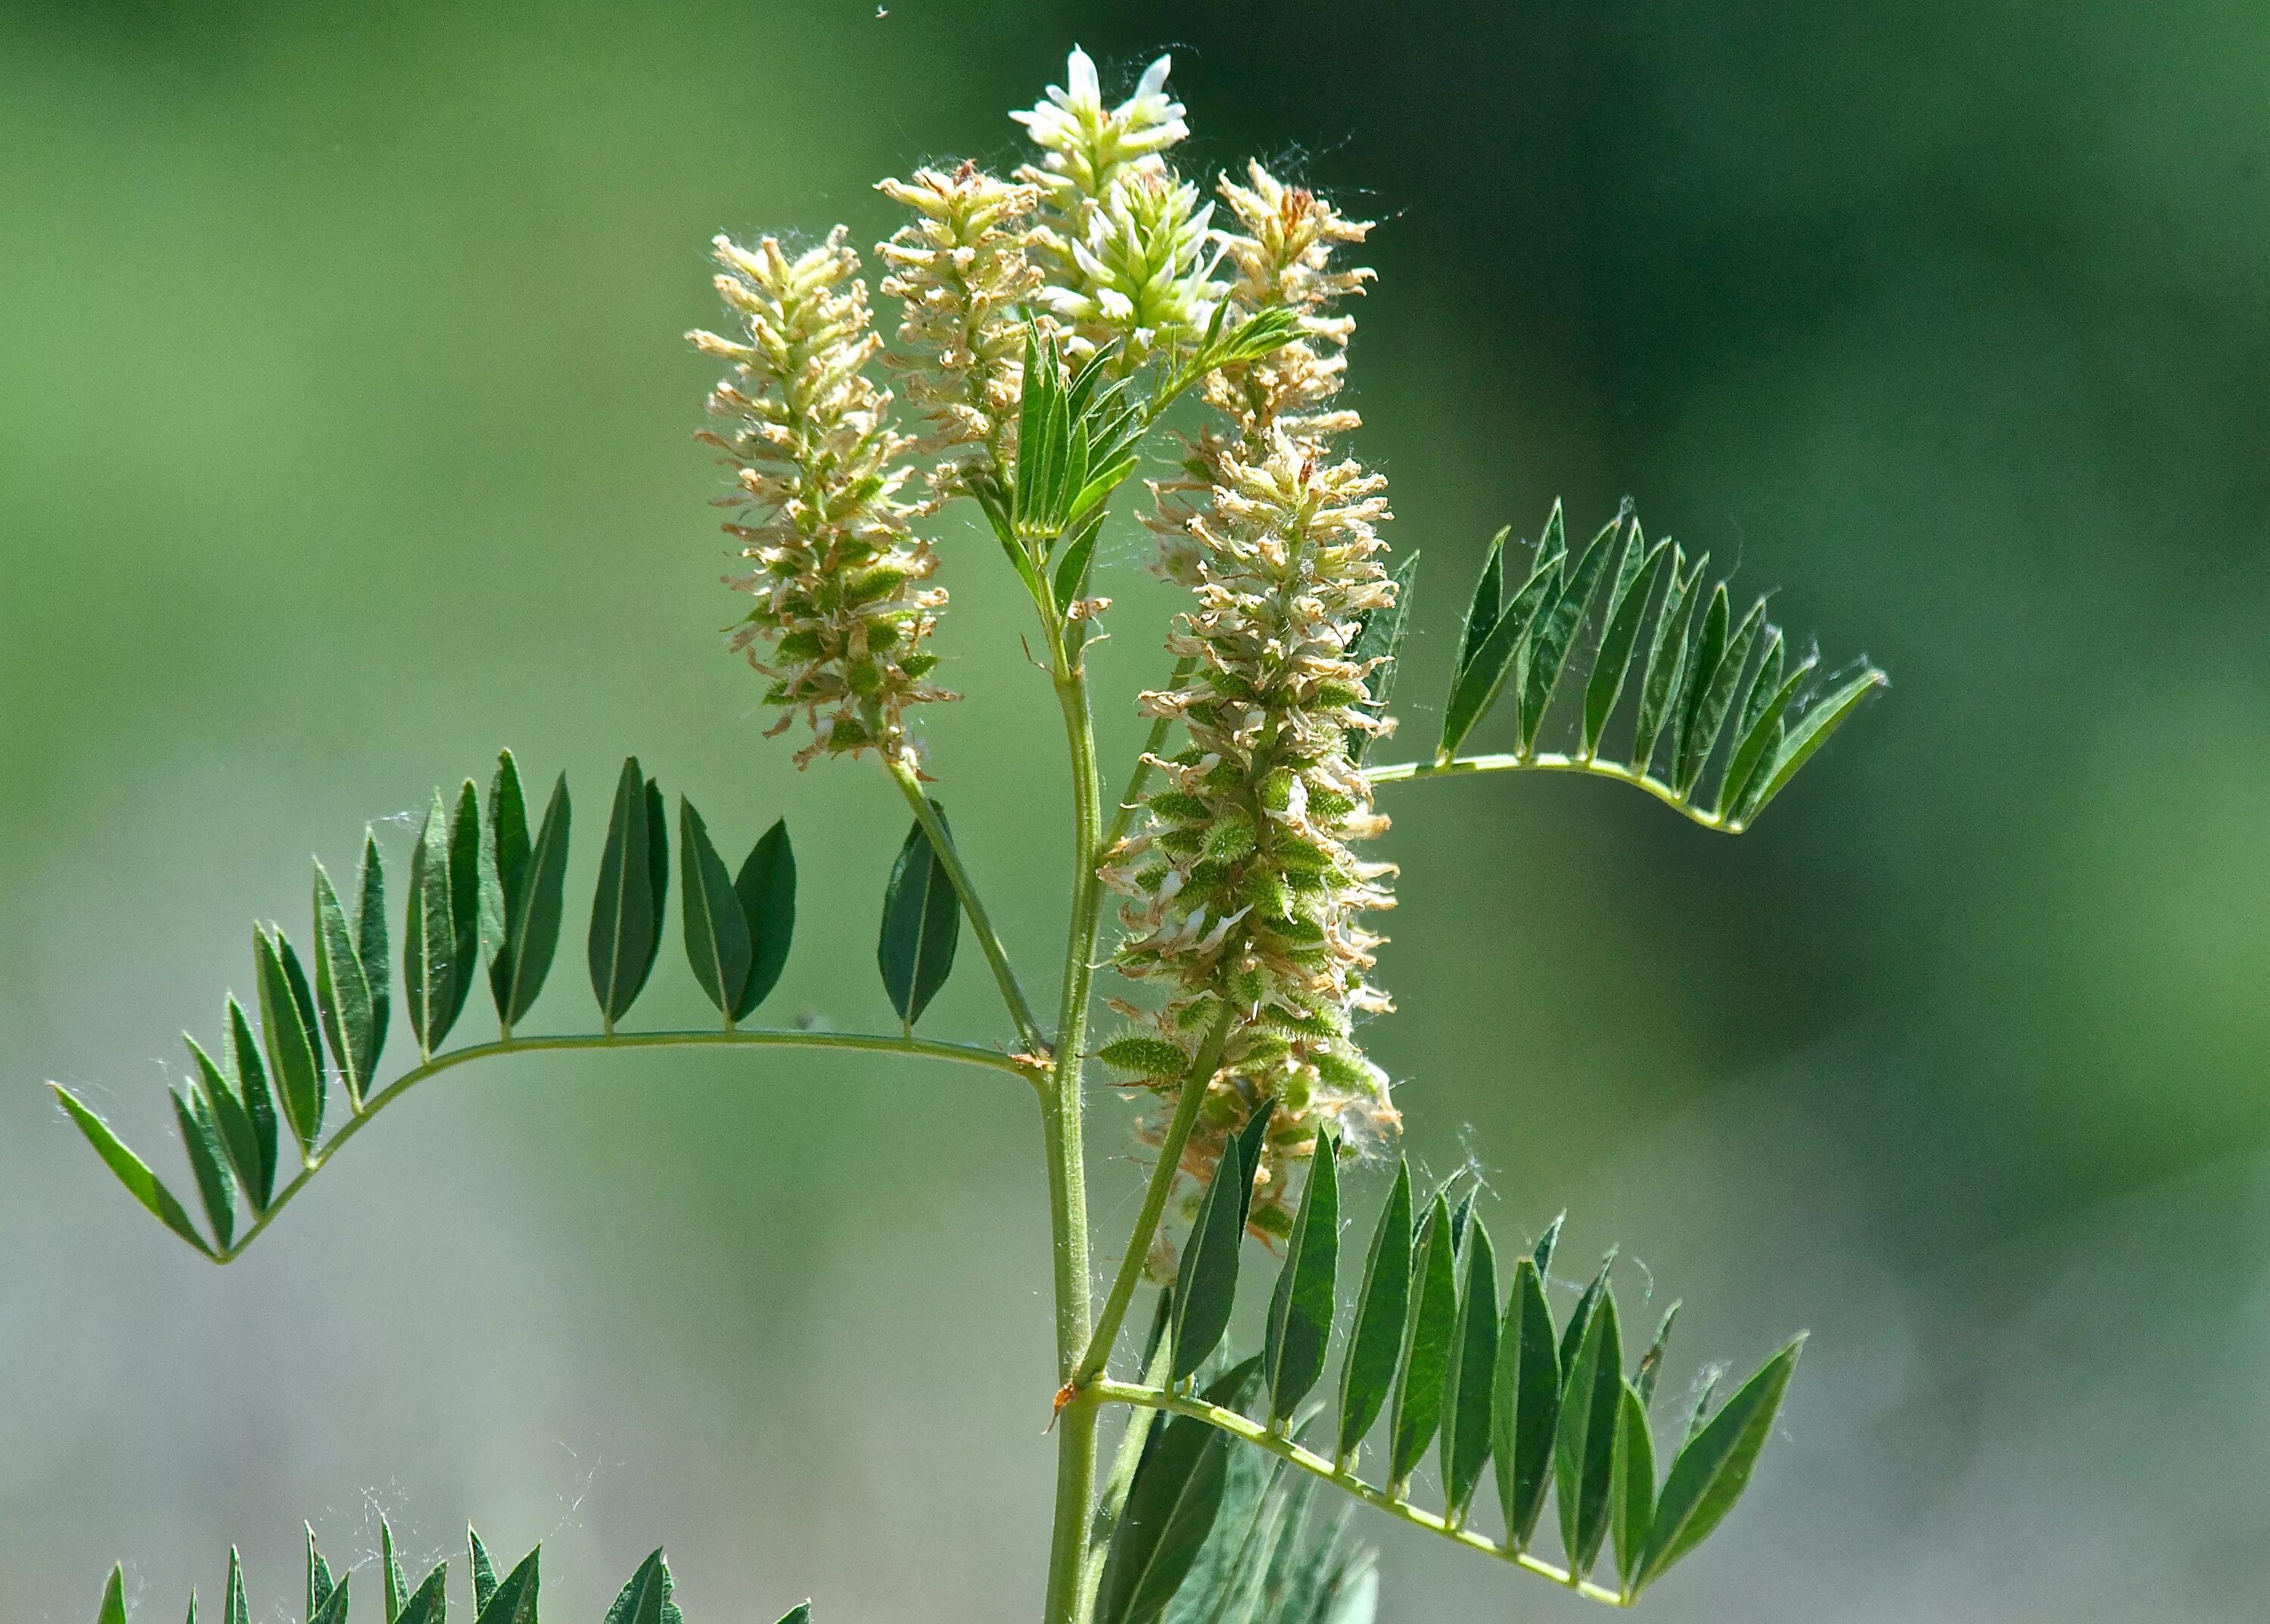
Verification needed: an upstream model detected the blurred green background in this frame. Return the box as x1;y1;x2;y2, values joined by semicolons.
6;2;2269;1619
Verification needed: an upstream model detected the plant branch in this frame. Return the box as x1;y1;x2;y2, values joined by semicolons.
1088;1380;1630;1608
886;756;1049;1050
212;1028;1023;1262
1364;751;1744;831
1074;999;1239;1385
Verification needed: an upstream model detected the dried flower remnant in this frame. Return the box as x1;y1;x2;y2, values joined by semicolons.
875;163;1043;496
689;228;952;767
1099;166;1401;1234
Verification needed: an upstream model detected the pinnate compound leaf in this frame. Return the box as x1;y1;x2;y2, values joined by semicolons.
877;802;960;1025
1555;1282;1625;1576
496;774;570;1029
255;928;325;1155
312;860;380;1106
1439;1215;1498;1522
169;1087;235;1250
679;798;753;1026
54;1086;213;1255
1264;1134;1339;1423
1387;1192;1460;1486
1634;1337;1803;1590
1097;1361;1256;1624
1491;1255;1559;1550
1611;1380;1656;1596
473;1548;537;1624
93;1563;127;1624
1336;1157;1413;1462
589;758;667;1026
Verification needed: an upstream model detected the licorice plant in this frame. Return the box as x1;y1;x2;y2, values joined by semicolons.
54;45;1886;1624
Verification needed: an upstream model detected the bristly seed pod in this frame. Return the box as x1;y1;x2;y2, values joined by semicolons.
689;227;954;767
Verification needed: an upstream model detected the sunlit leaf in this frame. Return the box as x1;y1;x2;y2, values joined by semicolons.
185;1031;264;1213
1634;1300;1681;1408
1346;552;1420;764
1581;528;1670;758
394;1568;446;1624
1264;1134;1339;1424
1554;1282;1624;1576
1610;1380;1656;1596
306;1526;334;1619
468;1530;497;1614
473;1547;537;1624
254;928;324;1155
1630;550;1702;775
54;1086;212;1256
1335;1157;1412;1464
496;774;570;1031
169;1086;235;1251
404;791;461;1056
1172;1121;1258;1383
1387;1192;1458;1487
381;1517;407;1624
1097;1361;1256;1624
1634;1337;1803;1590
1514;507;1623;752
1491;1255;1559;1551
1730;668;1887;829
1439;1214;1497;1523
604;1549;673;1624
95;1564;126;1624
312;860;379;1106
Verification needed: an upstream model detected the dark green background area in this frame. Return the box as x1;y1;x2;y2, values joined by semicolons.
5;3;2268;1619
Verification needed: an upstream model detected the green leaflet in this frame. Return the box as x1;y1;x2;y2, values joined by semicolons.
1097;1360;1257;1624
733;818;796;1020
226;1548;248;1624
394;1568;446;1624
1335;1158;1412;1463
1453;526;1507;681
494;773;571;1030
310;1576;350;1624
604;1549;673;1624
95;1564;127;1624
1171;1107;1264;1382
1264;1134;1339;1424
773;1609;813;1624
405;790;461;1056
877;802;959;1027
1554;1282;1624;1577
1529;1212;1564;1283
1345;551;1420;764
254;927;325;1156
589;758;668;1027
1386;1192;1459;1488
679;798;753;1028
381;1517;407;1623
1436;541;1558;764
1514;508;1624;753
54;1085;213;1255
474;1548;539;1624
1715;655;1813;820
169;1086;235;1250
1634;1337;1803;1591
355;834;391;1063
481;751;530;970
1714;627;1784;811
442;780;484;1038
1438;1214;1497;1523
185;1029;266;1213
1491;1255;1559;1550
306;1526;335;1618
1630;550;1702;775
1665;583;1729;794
1635;1300;1681;1408
1092;1293;1179;1579
1732;667;1888;829
1581;529;1670;758
1559;1249;1617;1376
1229;1100;1276;1235
1610;1380;1656;1598
468;1529;498;1613
1675;596;1762;799
312;858;381;1106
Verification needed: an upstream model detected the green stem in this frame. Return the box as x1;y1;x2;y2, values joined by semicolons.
1364;752;1739;831
1088;1380;1632;1608
212;1028;1022;1262
1074;1000;1239;1386
886;756;1049;1050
